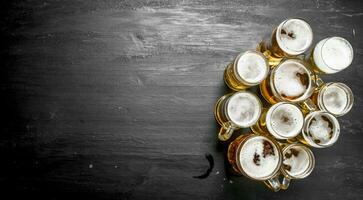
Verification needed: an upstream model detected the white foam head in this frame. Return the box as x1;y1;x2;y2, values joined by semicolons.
266;103;304;139
276;18;313;55
227;92;262;127
305;112;340;147
321;83;353;116
283;145;313;178
273;60;311;101
235;51;269;85
313;37;353;74
239;136;280;180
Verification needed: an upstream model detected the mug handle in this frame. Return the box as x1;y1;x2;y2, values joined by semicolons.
300;98;318;112
281;176;291;190
264;176;281;192
218;123;235;141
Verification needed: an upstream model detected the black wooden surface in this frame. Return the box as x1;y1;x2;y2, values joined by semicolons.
1;0;363;199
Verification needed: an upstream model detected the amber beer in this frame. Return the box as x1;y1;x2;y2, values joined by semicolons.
258;18;313;66
308;37;353;74
214;91;262;141
224;51;269;91
251;102;304;140
298;111;340;148
260;59;315;104
228;133;282;191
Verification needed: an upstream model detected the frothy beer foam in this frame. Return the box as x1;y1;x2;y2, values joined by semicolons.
276;19;313;55
227;92;261;127
267;103;304;139
313;37;353;73
239;136;279;179
323;84;348;115
274;60;310;100
308;114;334;145
236;52;268;84
283;146;310;177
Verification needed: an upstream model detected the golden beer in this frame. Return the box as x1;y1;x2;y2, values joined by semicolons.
308;37;353;74
214;91;262;141
224;51;269;91
227;133;283;192
260;59;315;104
258;18;313;66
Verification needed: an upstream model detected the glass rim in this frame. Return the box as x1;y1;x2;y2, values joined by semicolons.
233;50;270;85
303;111;340;148
276;18;313;55
225;91;262;127
235;134;283;181
281;143;315;179
318;82;354;117
270;58;314;103
319;36;354;72
266;102;304;139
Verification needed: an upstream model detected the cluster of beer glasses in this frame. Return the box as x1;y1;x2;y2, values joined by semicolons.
214;18;354;191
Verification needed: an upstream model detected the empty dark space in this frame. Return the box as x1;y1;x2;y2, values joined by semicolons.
1;0;363;199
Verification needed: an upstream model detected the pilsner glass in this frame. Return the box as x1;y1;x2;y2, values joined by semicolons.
227;133;283;192
224;51;269;91
280;143;315;190
308;37;353;74
257;18;313;66
214;91;262;141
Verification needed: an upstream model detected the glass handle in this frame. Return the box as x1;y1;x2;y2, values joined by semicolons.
313;74;325;89
281;176;291;190
264;176;281;192
300;98;318;113
218;123;235;141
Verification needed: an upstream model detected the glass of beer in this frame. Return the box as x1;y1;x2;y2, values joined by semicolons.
258;18;313;66
309;82;354;117
260;59;315;104
224;51;269;91
227;133;283;192
280;143;315;190
251;102;304;140
298;111;340;148
308;37;353;74
214;91;262;141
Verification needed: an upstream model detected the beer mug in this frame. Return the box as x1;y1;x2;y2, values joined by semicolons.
224;51;269;91
251;102;304;140
214;91;262;141
227;133;283;192
308;37;353;74
280;143;315;190
307;82;354;117
260;59;315;104
298;111;340;148
257;18;313;66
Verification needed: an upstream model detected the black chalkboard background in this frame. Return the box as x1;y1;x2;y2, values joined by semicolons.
1;0;363;199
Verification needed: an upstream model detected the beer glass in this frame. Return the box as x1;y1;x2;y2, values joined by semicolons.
257;18;313;66
251;102;304;140
224;51;269;91
260;59;315;104
214;91;262;141
308;82;354;117
227;133;283;192
280;143;315;190
298;111;340;148
308;37;353;74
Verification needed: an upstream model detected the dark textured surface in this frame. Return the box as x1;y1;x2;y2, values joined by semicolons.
1;0;363;199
